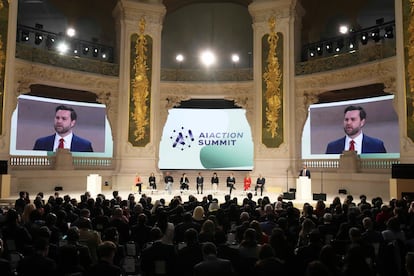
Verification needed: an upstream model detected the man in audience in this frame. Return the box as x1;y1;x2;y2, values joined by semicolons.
86;241;122;276
17;238;57;276
194;242;234;275
140;227;177;275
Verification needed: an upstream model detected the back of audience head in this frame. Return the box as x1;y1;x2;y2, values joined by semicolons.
150;227;162;241
202;242;217;258
97;241;117;262
67;226;80;242
305;261;331;276
184;228;199;245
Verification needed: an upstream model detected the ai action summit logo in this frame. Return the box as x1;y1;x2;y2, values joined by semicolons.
170;126;194;150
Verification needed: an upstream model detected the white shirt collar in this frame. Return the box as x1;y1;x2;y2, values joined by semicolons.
54;133;73;151
345;133;363;154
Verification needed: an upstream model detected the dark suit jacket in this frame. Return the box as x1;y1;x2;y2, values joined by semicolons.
299;169;311;178
194;256;234;276
325;134;386;154
33;134;93;152
140;240;177;275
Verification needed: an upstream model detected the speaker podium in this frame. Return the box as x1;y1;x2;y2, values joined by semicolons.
87;174;102;197
296;176;312;201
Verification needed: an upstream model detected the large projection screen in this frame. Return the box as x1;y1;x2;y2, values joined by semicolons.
159;108;254;170
302;95;400;159
10;95;113;157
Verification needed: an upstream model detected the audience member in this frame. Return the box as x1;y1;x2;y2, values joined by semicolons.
16;237;57;276
86;241;123;276
193;242;234;276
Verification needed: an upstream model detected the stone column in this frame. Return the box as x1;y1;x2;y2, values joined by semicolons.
112;0;166;176
248;0;303;182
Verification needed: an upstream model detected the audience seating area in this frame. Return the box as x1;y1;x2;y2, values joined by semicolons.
0;190;413;276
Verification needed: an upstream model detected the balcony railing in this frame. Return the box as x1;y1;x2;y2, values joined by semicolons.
10;156;114;170
296;21;396;75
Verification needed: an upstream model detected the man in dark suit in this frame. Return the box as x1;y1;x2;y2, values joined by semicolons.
33;105;93;152
140;227;177;275
196;172;204;194
325;105;386;154
16;238;57;276
226;173;236;196
299;165;311;178
194;242;234;276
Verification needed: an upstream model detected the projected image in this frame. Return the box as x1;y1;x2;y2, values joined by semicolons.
10;95;113;157
302;95;400;159
159;108;254;170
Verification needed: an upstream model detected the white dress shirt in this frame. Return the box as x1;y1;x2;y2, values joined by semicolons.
53;133;73;151
345;133;363;154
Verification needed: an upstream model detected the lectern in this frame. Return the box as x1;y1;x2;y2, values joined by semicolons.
87;174;102;197
296;176;312;201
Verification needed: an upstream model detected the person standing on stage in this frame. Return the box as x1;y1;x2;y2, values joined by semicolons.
149;172;156;190
299;165;311;178
180;173;189;191
255;174;266;196
196;172;204;194
135;173;143;194
211;172;219;194
164;172;174;194
226;173;236;195
243;173;252;192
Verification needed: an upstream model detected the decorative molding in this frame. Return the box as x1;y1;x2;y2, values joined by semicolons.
114;0;166;25
249;0;296;23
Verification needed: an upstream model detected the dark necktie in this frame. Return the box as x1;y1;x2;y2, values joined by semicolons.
58;138;64;149
349;140;355;151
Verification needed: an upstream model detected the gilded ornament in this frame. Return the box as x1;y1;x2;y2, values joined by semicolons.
131;17;150;142
263;17;282;138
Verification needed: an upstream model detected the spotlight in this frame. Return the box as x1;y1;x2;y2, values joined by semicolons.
176;54;184;62
46;35;55;50
308;48;316;58
335;39;344;52
66;27;76;37
325;42;333;53
316;45;323;55
92;47;99;57
82;46;89;55
339;25;349;34
348;36;356;50
371;29;380;42
384;26;394;39
361;32;368;45
231;54;240;63
56;41;69;54
34;33;43;45
200;50;216;67
21;31;30;42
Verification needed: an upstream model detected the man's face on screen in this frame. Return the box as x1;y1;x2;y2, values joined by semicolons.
54;110;75;136
343;110;365;138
